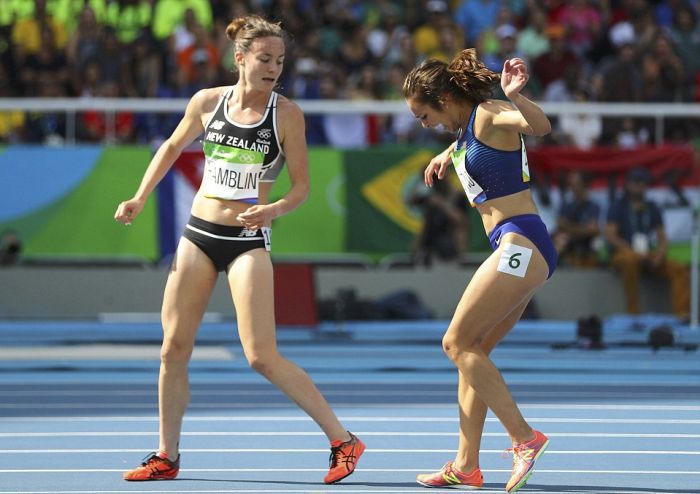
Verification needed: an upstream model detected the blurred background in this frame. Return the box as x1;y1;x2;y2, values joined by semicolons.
0;0;698;330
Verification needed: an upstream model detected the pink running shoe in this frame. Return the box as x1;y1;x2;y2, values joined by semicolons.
416;461;484;488
505;430;549;492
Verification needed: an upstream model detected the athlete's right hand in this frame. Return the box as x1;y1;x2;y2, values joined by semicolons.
114;198;144;225
424;149;452;187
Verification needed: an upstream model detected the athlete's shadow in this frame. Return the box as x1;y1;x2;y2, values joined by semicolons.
526;484;700;493
176;478;419;488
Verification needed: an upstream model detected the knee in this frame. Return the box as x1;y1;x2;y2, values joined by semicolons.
160;338;193;366
442;335;480;369
246;351;280;377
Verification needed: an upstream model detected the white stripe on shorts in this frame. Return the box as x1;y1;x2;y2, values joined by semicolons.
185;224;261;241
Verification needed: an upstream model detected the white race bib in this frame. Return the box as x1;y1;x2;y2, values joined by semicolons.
261;227;272;252
451;148;486;206
497;242;532;278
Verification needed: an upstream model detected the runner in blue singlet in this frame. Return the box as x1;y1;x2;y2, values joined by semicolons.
403;48;554;493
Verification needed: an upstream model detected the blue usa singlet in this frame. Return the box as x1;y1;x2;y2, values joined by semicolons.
451;104;530;206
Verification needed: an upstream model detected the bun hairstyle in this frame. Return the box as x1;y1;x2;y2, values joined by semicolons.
402;48;500;109
225;15;286;69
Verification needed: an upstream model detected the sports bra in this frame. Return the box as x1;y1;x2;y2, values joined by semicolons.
451;104;530;206
199;87;285;203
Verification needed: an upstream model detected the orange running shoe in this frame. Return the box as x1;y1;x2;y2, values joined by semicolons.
123;452;180;481
324;431;365;484
505;430;549;492
416;461;484;489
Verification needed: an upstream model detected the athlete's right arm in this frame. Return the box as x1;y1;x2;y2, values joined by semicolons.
424;142;456;187
114;90;209;225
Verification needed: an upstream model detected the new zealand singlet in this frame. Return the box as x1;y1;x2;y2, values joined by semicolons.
200;87;285;203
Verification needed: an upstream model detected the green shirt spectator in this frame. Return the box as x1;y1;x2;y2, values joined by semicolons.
0;0;33;27
152;0;212;40
105;0;153;44
52;0;107;34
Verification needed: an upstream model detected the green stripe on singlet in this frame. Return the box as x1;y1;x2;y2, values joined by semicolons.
203;142;264;164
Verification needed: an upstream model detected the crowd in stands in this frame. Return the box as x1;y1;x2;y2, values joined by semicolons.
0;0;699;145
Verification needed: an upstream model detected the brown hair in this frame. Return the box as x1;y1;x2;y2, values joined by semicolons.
225;15;286;69
402;48;500;109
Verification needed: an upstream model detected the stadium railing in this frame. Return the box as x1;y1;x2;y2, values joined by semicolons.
0;99;699;145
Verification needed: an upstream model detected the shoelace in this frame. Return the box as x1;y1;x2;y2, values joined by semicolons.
328;438;356;469
503;444;535;465
140;452;161;467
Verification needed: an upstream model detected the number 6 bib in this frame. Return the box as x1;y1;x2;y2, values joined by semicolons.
497;243;533;278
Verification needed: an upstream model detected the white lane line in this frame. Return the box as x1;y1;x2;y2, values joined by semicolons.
2;415;700;424
1;389;699;404
1;431;698;439
1;448;699;455
4;400;700;414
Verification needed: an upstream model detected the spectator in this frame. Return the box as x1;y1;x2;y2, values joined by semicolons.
53;0;107;36
484;23;526;73
0;68;25;142
605;166;690;320
79;80;135;143
24;78;67;144
11;0;67;64
666;5;700;93
532;24;580;92
543;63;583;102
517;7;551;61
0;229;22;266
151;0;212;40
615;117;650;149
641;32;685;102
413;0;461;60
366;8;410;68
172;7;199;54
176;23;219;87
557;0;602;58
65;4;102;89
453;0;501;45
408;176;469;267
552;170;601;267
557;87;602;149
19;24;69;96
337;21;372;77
126;31;161;98
105;0;153;45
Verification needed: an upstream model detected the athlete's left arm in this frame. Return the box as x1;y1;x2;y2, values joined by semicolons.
490;58;551;137
237;99;310;229
273;99;310;216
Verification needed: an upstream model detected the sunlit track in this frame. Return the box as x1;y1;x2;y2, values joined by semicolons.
1;319;699;493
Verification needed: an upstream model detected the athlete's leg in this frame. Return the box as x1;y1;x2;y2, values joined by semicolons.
454;296;532;473
227;249;348;442
442;232;548;444
158;238;218;458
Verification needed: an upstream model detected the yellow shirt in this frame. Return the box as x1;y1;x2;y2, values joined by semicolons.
0;111;25;139
12;17;67;54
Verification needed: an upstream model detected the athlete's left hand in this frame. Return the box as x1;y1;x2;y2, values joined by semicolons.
237;204;276;231
501;58;529;100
